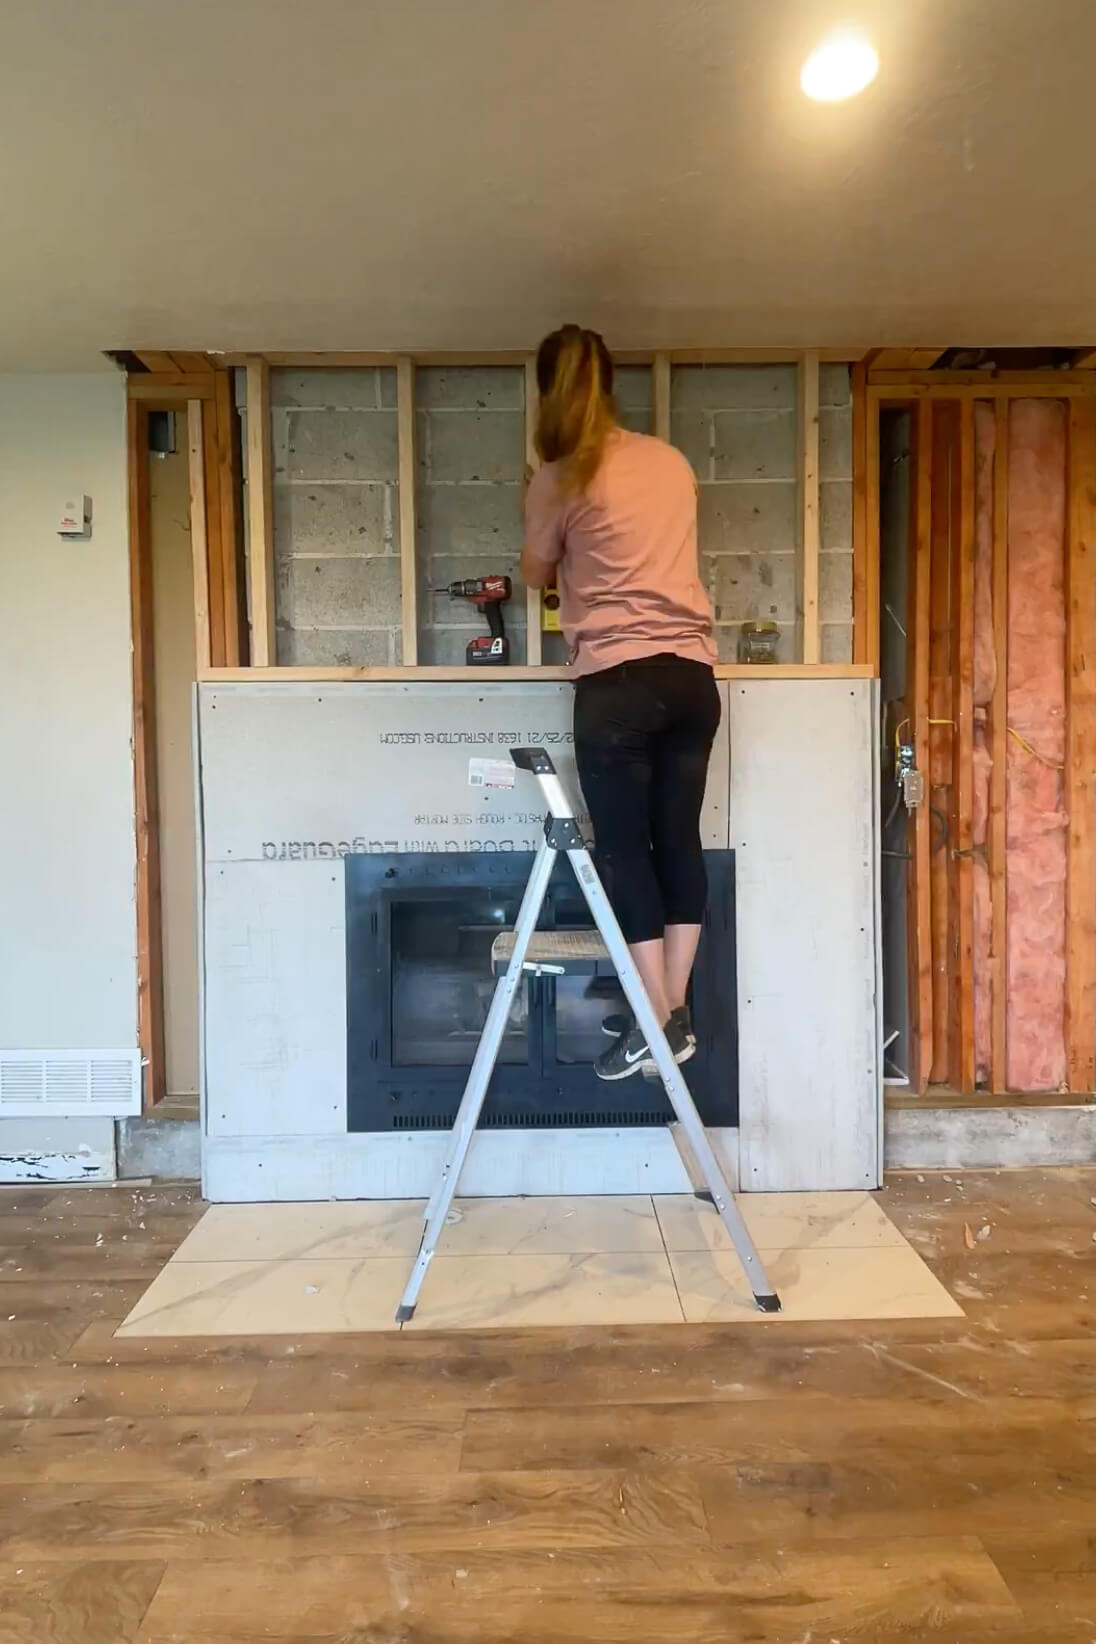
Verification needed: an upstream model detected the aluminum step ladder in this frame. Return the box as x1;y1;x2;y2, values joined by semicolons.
396;747;781;1322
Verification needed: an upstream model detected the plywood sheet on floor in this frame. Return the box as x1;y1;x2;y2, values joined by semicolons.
116;1192;960;1336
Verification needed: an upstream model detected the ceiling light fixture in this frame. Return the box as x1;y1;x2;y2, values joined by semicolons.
800;30;879;102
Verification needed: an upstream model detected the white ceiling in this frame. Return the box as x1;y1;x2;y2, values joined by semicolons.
2;0;1095;370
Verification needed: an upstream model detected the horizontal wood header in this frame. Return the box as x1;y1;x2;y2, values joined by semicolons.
199;663;876;684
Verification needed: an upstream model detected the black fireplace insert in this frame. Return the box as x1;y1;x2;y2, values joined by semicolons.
345;850;737;1131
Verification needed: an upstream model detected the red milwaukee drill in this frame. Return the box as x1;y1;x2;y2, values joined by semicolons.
431;575;512;665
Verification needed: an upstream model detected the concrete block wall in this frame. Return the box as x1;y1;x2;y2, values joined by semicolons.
414;366;527;664
268;362;853;668
671;362;853;663
271;369;402;665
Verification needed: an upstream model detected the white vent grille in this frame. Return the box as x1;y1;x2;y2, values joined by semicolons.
0;1051;141;1117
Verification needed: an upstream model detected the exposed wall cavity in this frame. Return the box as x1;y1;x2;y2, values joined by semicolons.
270;364;855;667
673;363;853;663
272;369;401;665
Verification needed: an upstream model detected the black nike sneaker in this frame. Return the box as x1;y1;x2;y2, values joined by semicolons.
601;1004;695;1046
594;1013;695;1081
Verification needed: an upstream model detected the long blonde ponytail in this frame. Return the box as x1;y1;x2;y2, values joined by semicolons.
534;325;616;496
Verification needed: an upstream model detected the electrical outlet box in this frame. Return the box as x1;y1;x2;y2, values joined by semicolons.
58;495;92;537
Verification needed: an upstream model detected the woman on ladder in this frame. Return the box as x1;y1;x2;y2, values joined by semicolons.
522;324;720;1081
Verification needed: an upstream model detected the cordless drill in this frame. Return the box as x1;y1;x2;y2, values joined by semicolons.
432;575;512;665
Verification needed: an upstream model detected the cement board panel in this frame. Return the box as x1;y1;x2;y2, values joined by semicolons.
198;681;732;864
730;680;880;1191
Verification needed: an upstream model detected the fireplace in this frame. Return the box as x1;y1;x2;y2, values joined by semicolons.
345;851;737;1131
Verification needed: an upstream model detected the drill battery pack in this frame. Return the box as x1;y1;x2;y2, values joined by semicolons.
466;634;510;665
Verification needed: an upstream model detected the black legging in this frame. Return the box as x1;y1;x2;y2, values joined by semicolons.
573;654;721;944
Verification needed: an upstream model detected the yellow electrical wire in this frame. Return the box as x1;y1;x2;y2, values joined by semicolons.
1007;725;1063;770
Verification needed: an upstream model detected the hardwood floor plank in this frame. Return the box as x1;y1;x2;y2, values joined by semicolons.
984;1530;1096;1638
0;1559;164;1643
0;1411;464;1483
458;1392;1096;1472
700;1423;1096;1545
134;1536;1017;1642
925;1252;1096;1337
0;1364;258;1420
880;1170;1096;1257
247;1330;1096;1414
0;1236;191;1282
0;1471;710;1561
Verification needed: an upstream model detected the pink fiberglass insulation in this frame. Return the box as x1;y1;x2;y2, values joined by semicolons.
972;405;996;1083
1006;399;1068;1091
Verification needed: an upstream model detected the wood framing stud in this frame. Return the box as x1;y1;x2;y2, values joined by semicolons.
245;359;277;666
1066;396;1096;1092
797;350;821;664
911;398;933;1092
851;362;868;665
864;386;881;674
990;398;1009;1092
396;358;418;666
524;358;542;667
213;370;245;667
954;397;976;1092
653;354;671;443
126;398;166;1109
201;386;227;667
187;399;213;672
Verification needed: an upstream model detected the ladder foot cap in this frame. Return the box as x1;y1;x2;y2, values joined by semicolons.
754;1293;782;1314
396;1304;416;1323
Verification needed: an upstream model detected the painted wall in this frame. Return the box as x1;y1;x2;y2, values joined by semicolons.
0;373;137;1050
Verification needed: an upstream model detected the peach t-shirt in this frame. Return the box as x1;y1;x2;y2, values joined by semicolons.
523;428;716;678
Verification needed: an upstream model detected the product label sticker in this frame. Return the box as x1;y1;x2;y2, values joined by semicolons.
468;757;517;790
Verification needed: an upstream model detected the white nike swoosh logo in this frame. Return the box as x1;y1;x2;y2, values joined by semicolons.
624;1045;649;1063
